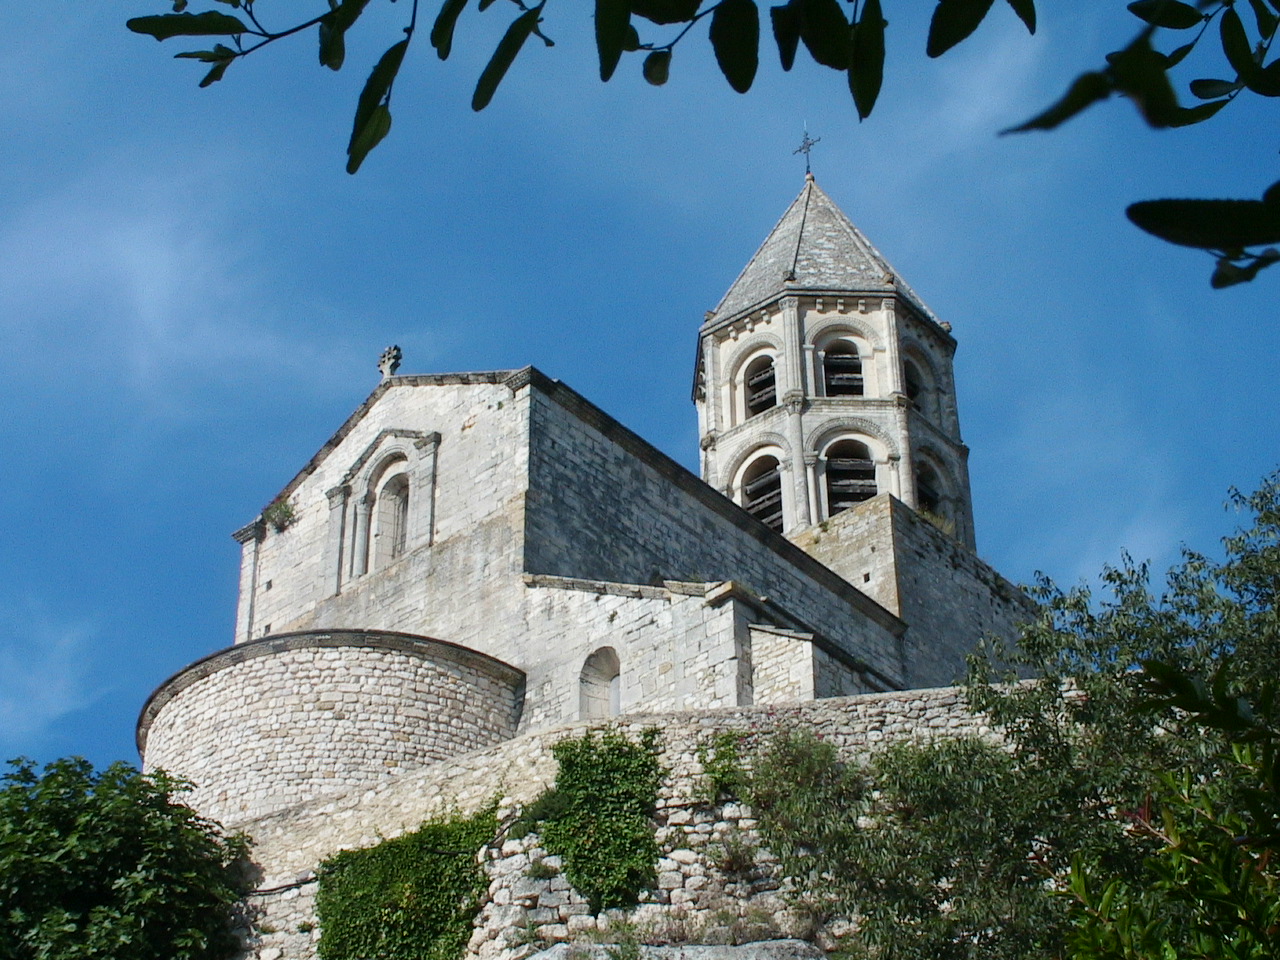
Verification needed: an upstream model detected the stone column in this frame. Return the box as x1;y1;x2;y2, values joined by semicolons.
351;493;374;578
411;432;442;548
804;453;820;524
232;520;265;643
784;390;809;527
323;485;349;597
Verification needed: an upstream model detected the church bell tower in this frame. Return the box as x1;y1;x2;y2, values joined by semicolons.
694;175;976;549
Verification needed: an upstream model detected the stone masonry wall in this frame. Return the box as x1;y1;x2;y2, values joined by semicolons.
522;378;907;691
793;495;1033;688
140;631;524;826
234;376;531;666
231;687;987;960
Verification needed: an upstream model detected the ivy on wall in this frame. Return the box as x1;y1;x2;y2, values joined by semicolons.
534;728;663;912
314;806;496;960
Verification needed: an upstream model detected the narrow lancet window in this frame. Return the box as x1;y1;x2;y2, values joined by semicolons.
580;647;621;719
742;456;784;532
825;440;877;516
744;355;777;418
823;342;864;396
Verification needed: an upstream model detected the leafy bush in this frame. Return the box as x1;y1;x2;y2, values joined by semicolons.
0;757;247;960
315;806;496;960
537;728;663;912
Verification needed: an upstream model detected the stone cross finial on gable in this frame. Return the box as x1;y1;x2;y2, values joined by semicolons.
378;345;403;380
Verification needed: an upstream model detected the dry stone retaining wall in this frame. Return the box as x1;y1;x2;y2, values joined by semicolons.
233;685;987;960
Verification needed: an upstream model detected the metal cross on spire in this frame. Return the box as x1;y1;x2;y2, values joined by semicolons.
794;127;820;175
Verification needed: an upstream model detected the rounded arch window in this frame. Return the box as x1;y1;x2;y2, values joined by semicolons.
742;354;778;418
902;356;937;419
824;439;877;517
580;647;621;719
822;340;864;397
371;459;410;570
740;455;784;532
915;460;945;517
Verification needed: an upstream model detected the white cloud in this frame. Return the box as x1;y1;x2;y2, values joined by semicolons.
0;599;101;754
0;151;365;416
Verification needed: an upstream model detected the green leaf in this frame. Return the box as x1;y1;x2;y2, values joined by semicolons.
848;0;886;119
642;49;671;84
1244;59;1280;95
1212;250;1280;287
1127;198;1280;250
1003;70;1112;132
1189;77;1242;99
1220;8;1257;79
318;0;371;71
1164;39;1196;66
799;0;850;69
347;105;392;174
1165;98;1230;125
1004;0;1035;34
472;4;543;112
346;38;409;174
174;43;235;63
927;0;996;58
1263;179;1280;206
710;0;759;93
1107;34;1181;126
1249;0;1278;38
127;11;249;41
431;0;469;59
596;0;631;82
629;0;700;25
770;1;802;70
1127;0;1203;30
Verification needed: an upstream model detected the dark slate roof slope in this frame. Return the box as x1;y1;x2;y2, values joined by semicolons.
712;176;937;323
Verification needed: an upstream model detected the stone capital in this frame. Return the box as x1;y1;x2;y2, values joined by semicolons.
326;485;350;507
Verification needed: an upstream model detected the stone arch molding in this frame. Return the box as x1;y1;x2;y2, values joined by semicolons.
724;333;784;380
806;418;900;461
325;428;442;592
721;432;792;492
807;315;884;352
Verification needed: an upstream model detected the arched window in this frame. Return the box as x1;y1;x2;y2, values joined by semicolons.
823;341;864;396
370;464;410;570
743;355;777;418
741;456;784;532
915;462;943;516
825;440;877;516
902;358;933;418
580;647;621;719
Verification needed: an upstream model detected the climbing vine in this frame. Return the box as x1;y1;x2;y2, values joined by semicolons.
314;806;496;960
530;728;663;912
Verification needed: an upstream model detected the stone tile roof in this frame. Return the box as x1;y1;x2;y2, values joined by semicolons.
712;175;936;323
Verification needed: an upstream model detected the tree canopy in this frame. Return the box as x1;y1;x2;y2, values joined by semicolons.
727;471;1280;959
126;0;1280;286
0;758;248;960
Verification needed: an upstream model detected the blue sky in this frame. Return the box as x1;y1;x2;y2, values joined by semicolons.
2;2;1277;769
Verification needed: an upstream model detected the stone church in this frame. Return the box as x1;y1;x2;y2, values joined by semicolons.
138;175;1028;831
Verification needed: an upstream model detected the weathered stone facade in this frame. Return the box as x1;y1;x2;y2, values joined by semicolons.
230;688;986;960
136;177;1038;959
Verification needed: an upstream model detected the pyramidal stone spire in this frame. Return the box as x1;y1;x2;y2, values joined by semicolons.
694;176;975;551
711;175;935;324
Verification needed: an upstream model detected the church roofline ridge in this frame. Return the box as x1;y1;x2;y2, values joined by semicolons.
238;369;524;536
521;369;906;637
